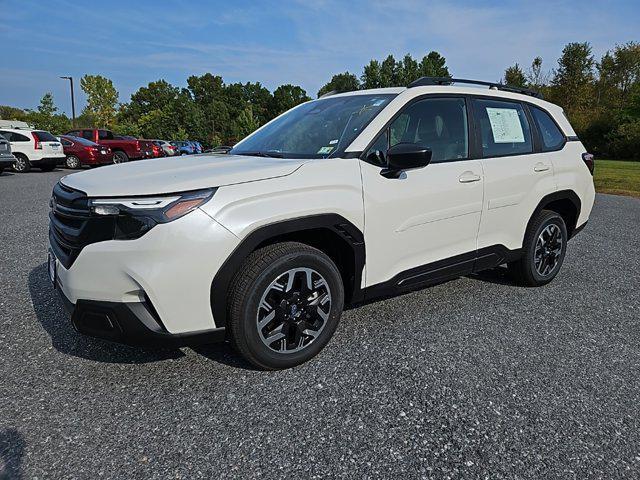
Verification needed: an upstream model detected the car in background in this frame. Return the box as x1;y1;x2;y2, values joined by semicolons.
59;135;114;169
65;129;154;163
151;142;164;158
0;133;16;175
170;141;194;155
191;141;203;154
0;128;65;172
206;145;233;154
152;140;178;156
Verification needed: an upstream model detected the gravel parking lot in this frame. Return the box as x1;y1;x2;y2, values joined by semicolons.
1;169;639;479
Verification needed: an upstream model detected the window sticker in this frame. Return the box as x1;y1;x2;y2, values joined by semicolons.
372;99;386;106
486;107;525;143
317;146;334;154
329;139;339;145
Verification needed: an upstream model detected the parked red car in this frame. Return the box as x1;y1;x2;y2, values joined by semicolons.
64;128;154;163
59;135;114;169
151;142;164;158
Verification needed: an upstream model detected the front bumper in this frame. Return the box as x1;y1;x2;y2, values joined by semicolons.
52;207;240;335
57;287;225;347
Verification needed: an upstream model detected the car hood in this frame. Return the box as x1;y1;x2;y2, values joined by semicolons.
60;154;306;196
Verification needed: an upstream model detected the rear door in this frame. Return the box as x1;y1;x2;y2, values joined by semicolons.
472;97;556;251
360;96;484;288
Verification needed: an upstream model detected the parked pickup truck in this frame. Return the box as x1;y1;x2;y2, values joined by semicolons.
65;129;154;163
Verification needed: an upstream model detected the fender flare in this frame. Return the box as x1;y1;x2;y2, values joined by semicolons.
210;214;365;328
525;189;581;243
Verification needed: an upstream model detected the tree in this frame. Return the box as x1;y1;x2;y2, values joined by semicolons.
549;42;595;132
317;72;360;97
419;51;450;78
526;57;549;91
80;75;119;128
24;93;71;133
397;54;420;86
361;60;382;89
503;63;527;87
271;84;310;116
233;104;260;140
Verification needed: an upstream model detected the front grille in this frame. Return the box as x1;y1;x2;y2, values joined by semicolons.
49;182;115;269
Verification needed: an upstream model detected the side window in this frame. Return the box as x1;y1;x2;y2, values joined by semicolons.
67;130;80;137
98;130;113;140
0;131;10;141
389;98;469;162
82;130;93;141
390;97;468;162
7;132;30;142
61;138;72;146
472;99;532;157
530;106;565;151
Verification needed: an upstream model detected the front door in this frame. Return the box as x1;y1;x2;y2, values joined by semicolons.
360;96;484;288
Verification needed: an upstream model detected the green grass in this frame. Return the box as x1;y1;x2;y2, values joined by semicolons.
594;159;640;198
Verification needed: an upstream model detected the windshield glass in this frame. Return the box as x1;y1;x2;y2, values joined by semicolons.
230;94;396;159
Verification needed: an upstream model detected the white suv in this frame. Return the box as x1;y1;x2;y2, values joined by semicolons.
48;78;595;369
0;128;65;172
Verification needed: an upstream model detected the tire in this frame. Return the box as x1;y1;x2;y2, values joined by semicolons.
12;154;30;173
40;163;56;172
228;242;345;370
65;155;81;169
112;151;128;164
509;209;568;287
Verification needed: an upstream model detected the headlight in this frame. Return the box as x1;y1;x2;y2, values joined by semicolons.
88;188;216;240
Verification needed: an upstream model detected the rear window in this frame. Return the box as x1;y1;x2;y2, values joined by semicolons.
34;131;58;142
530;106;565;151
66;136;98;146
98;130;114;140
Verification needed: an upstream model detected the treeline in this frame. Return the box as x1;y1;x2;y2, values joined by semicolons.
1;41;638;158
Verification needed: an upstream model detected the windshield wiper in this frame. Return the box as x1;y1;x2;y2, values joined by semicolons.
233;150;284;158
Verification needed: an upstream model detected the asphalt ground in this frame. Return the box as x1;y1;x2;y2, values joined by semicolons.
1;168;639;479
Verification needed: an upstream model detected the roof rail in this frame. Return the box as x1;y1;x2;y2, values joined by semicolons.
408;77;543;99
319;90;338;98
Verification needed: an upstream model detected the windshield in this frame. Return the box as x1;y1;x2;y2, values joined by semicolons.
230;94;396;159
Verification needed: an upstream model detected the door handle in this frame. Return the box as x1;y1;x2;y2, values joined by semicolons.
458;171;481;183
534;162;551;172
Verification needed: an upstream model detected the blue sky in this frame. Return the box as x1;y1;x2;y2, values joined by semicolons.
1;0;638;115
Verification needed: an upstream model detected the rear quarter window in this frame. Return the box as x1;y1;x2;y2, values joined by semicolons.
530;106;565;151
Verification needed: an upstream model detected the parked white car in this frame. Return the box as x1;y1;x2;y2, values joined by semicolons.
49;78;595;369
0;128;65;172
152;140;178;156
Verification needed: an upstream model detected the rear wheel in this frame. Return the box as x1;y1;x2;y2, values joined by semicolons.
65;155;81;169
509;209;567;286
12;154;30;173
113;151;128;164
228;242;344;370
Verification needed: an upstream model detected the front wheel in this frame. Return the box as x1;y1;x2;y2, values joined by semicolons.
228;242;344;370
112;151;128;164
509;209;567;286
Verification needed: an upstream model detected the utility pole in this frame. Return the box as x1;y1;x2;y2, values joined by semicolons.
60;76;76;127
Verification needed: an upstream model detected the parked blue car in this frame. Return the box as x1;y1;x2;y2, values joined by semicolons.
190;141;203;154
170;141;194;155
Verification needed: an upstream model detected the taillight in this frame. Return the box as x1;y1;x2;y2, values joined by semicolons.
33;132;42;150
582;153;595;175
84;146;96;156
135;140;140;150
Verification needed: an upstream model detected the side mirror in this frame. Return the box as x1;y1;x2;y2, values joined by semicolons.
381;143;432;178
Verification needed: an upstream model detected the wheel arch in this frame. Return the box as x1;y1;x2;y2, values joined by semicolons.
526;190;581;242
210;214;365;328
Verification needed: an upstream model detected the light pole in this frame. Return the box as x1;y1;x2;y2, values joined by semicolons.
60;76;76;127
